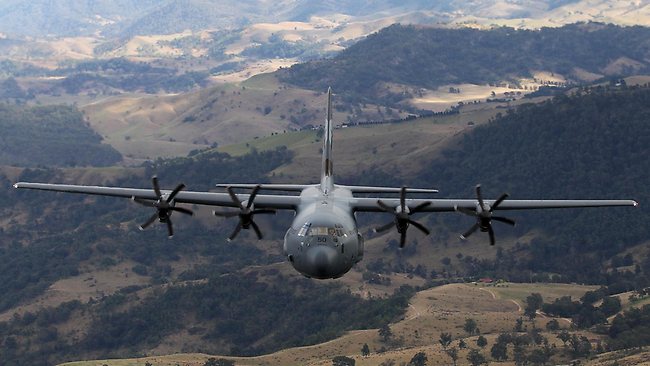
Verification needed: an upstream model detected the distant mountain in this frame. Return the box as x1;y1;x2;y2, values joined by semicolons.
0;0;644;38
0;0;161;37
279;23;650;105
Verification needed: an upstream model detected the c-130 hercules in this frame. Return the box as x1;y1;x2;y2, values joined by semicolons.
14;88;638;279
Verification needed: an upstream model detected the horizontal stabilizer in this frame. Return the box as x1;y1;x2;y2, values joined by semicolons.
216;184;313;192
340;185;439;194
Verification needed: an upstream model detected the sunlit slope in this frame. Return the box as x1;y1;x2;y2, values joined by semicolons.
81;75;334;162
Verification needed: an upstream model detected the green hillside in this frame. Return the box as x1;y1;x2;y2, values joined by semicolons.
0;104;122;167
279;23;650;105
349;84;650;287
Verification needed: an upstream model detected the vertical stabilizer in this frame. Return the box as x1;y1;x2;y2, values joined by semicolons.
320;87;334;194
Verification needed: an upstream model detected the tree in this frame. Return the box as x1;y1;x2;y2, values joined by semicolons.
467;349;487;366
361;343;370;357
203;358;234;366
491;341;508;361
545;318;560;331
464;318;478;335
513;344;527;366
446;347;459;366
557;330;571;347
458;339;467;349
525;293;544;320
600;296;622;316
569;334;592;358
514;317;524;332
476;335;487;348
332;355;355;366
528;349;549;365
408;351;427;366
439;332;452;349
379;324;393;343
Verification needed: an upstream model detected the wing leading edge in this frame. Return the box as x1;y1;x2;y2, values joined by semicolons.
12;182;300;210
350;197;638;213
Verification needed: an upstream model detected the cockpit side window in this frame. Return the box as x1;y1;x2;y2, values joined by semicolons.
298;222;311;237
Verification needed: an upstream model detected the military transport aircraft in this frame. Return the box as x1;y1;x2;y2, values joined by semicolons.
13;88;638;279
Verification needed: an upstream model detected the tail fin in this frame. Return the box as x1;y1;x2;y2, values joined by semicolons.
320;87;334;194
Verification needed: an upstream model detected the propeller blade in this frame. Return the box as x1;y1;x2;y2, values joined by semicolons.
172;206;194;216
250;220;263;240
492;216;516;226
400;186;407;213
488;226;495;246
247;185;261;209
400;230;407;248
460;223;479;239
228;222;243;241
476;184;485;210
140;213;158;230
152;176;162;198
491;193;509;211
377;200;393;213
166;219;174;238
167;183;186;202
411;201;431;213
227;187;244;210
213;210;240;218
374;221;395;233
133;197;155;207
408;219;431;235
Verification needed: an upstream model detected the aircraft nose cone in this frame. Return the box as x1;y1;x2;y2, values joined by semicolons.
307;246;337;279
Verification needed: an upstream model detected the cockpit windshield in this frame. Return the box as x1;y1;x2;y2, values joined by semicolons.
298;223;347;237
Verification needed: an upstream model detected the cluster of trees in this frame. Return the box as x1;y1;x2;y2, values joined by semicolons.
608;304;650;350
0;276;414;364
280;23;650;106
0;103;121;167
241;33;334;61
3;57;211;95
540;294;621;328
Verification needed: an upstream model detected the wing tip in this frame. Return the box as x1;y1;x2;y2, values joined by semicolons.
634;200;639;207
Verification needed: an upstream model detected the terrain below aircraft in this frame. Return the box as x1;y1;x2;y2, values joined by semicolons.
14;88;638;279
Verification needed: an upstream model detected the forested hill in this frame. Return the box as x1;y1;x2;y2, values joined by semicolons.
279;23;650;104
414;85;650;285
0;104;122;167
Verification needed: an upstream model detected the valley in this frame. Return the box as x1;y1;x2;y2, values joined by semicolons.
1;1;650;365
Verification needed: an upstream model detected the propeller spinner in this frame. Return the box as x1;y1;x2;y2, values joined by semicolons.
456;184;515;245
374;186;431;247
213;185;276;241
132;176;194;238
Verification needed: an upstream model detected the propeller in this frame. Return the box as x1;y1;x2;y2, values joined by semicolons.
456;184;515;245
213;184;276;241
132;176;193;238
374;186;431;248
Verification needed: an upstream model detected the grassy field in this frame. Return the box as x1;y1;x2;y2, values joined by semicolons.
489;282;600;307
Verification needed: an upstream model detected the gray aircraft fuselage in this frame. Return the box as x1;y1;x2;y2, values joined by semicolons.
283;185;363;279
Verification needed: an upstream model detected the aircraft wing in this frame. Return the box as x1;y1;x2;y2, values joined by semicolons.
350;197;638;213
12;182;300;210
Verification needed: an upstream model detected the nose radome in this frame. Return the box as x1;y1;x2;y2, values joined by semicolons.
308;246;337;279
